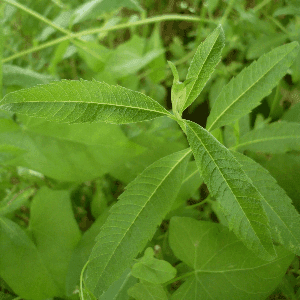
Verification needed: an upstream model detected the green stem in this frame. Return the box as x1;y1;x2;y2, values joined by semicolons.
80;260;90;300
220;0;236;25
2;0;108;62
263;13;290;35
3;14;216;63
185;196;213;210
163;270;195;286
0;3;4;98
138;46;197;80
3;0;70;35
252;0;272;13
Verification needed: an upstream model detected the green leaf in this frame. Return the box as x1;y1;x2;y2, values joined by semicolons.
233;121;300;154
170;161;202;212
98;269;137;300
48;40;70;75
131;247;177;284
111;117;188;184
128;282;168;300
85;148;191;297
169;217;294;300
246;34;289;60
206;41;300;132
0;118;143;182
283;102;300;123
0;144;27;163
233;151;300;255
0;187;35;216
0;217;60;299
185;120;275;260
168;60;179;83
28;187;81;293
66;209;110;296
183;24;225;113
76;41;110;73
257;153;300;209
0;79;171;124
101;35;164;79
146;24;167;83
72;0;143;25
3;64;55;87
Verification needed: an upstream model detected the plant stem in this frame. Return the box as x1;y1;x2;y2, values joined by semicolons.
163;270;195;286
79;260;90;300
185;196;213;209
3;0;107;63
264;13;290;35
252;0;272;13
2;14;216;63
3;0;70;35
220;0;236;25
0;3;4;98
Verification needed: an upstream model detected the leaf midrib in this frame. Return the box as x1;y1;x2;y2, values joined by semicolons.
207;46;296;132
0;100;170;115
234;134;300;150
195;253;290;273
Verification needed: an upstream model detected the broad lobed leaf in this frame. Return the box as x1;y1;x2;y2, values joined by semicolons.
128;282;168;300
206;41;299;132
0;187;81;300
185;120;275;260
85;148;191;297
169;217;294;300
0;79;171;124
233;121;300;154
131;247;177;284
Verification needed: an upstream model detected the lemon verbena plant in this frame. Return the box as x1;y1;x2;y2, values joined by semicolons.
1;23;300;300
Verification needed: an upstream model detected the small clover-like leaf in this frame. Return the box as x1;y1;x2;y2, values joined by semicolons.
131;247;177;284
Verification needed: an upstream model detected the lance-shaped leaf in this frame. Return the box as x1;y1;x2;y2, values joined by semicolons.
0;79;171;124
206;41;299;132
169;217;294;300
85;148;191;297
232;151;300;255
185;120;275;261
182;24;225;113
232;121;300;154
131;247;177;284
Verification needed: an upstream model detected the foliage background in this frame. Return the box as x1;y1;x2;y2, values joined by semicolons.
1;0;300;299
